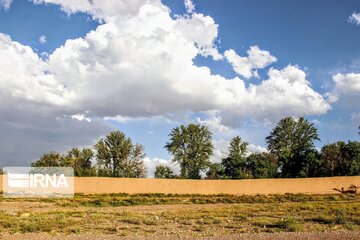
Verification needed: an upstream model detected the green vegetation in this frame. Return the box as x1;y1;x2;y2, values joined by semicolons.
266;117;320;178
29;117;360;179
154;165;176;179
165;123;214;179
221;136;249;179
0;193;359;237
95;131;146;178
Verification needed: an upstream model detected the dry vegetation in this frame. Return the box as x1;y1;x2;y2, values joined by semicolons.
0;193;359;238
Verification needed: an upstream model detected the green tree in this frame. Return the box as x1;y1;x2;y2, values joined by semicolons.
221;136;249;179
206;163;224;179
154;165;176;179
246;153;278;179
320;141;360;176
31;151;64;167
95;131;146;178
266;117;320;177
63;148;96;176
165;124;213;179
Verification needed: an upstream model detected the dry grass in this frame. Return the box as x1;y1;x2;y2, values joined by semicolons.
0;193;359;238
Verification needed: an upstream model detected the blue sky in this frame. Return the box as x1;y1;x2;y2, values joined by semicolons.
0;0;359;175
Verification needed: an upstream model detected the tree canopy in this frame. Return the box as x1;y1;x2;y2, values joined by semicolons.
154;165;176;179
221;136;249;179
95;131;146;178
266;117;320;177
29;117;359;180
165;124;213;179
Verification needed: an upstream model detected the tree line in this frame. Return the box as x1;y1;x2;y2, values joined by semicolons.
31;117;360;179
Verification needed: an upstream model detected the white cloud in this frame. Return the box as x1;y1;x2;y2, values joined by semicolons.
39;35;47;44
0;33;72;106
333;73;360;95
224;46;277;78
0;0;12;10
184;0;195;14
71;114;91;122
32;0;164;21
196;115;230;133
0;0;334;167
220;65;331;127
175;13;222;60
0;2;330;125
349;12;360;26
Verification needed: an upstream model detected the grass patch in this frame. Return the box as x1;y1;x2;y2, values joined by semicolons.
273;218;303;232
0;193;359;237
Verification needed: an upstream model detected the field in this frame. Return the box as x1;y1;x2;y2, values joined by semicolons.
0;193;360;239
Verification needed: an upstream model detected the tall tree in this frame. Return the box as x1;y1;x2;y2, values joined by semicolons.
246;153;279;179
266;117;320;177
95;131;146;178
206;163;224;179
320;141;360;176
221;136;249;179
63;148;96;176
165;124;213;179
31;152;64;167
154;165;176;179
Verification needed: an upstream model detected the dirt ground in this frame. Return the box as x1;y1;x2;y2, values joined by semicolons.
2;231;360;240
0;194;360;239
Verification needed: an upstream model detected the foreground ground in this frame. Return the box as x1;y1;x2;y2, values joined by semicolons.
0;193;359;239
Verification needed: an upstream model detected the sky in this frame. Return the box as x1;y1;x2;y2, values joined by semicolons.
0;0;359;177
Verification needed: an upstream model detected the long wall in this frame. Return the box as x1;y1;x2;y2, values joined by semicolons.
1;176;359;195
75;176;360;195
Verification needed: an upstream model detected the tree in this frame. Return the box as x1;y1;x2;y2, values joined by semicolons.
154;165;176;179
31;152;64;167
165;124;213;179
246;153;278;179
221;136;249;179
206;163;224;179
320;141;360;176
63;148;96;176
95;131;146;178
266;117;320;177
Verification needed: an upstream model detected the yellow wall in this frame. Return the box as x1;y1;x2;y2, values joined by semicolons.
74;176;360;195
1;175;359;195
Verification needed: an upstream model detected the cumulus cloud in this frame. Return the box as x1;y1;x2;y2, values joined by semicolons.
184;0;195;14
32;0;164;21
0;0;12;10
39;35;47;44
175;13;222;60
0;0;333;168
0;3;330;123
219;65;331;127
196;115;230;133
224;46;277;78
333;73;360;95
349;12;360;26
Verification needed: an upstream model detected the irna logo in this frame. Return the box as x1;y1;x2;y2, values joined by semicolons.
8;173;69;188
3;167;74;198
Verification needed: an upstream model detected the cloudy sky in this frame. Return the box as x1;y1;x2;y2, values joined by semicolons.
0;0;359;176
